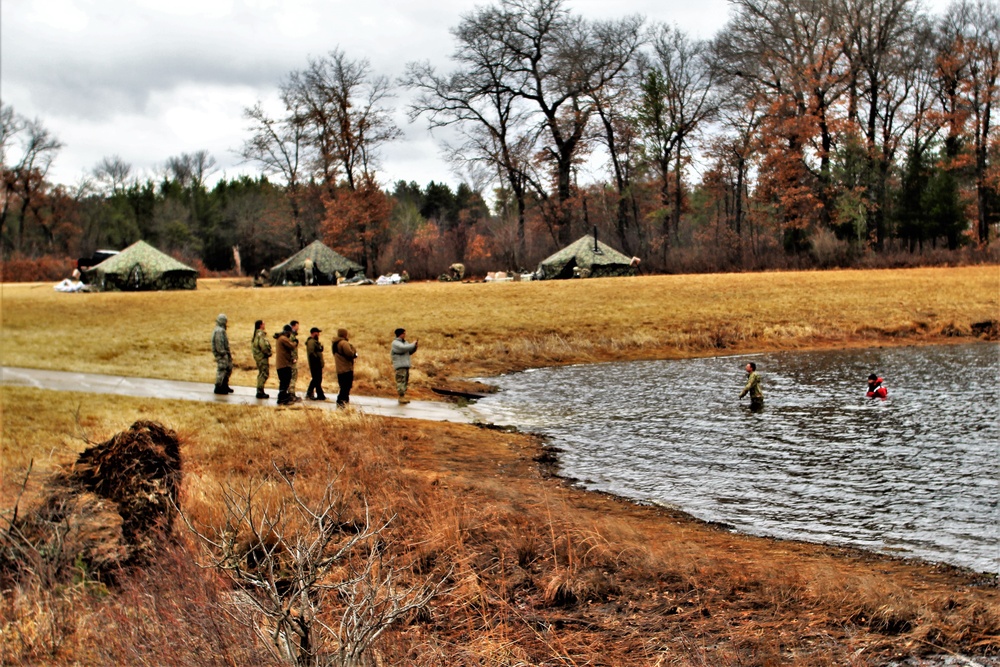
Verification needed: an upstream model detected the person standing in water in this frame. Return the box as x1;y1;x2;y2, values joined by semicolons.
866;373;888;399
739;362;764;411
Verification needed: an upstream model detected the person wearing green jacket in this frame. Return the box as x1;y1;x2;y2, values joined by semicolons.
251;320;272;399
288;320;300;399
739;362;764;411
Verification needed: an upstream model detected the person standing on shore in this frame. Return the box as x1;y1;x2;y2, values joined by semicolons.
212;314;234;395
390;327;418;404
332;328;358;408
305;327;326;400
274;324;299;405
288;320;300;399
251;320;272;399
304;257;314;286
739;362;764;411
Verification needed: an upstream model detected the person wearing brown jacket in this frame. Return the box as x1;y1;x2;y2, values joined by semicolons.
331;328;358;407
274;324;299;405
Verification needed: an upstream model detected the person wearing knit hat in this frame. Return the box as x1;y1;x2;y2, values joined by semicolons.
305;326;326;400
211;313;234;395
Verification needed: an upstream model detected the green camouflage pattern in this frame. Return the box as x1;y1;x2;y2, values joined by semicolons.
270;240;364;286
537;235;636;280
84;240;197;291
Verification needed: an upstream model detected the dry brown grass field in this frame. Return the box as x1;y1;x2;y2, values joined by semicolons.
1;265;997;397
1;266;999;665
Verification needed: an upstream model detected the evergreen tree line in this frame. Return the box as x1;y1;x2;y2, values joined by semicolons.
2;0;997;280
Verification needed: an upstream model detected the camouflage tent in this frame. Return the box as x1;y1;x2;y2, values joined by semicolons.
270;240;364;286
536;235;636;279
84;240;197;291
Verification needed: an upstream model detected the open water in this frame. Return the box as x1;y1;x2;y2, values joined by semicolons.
471;343;1000;574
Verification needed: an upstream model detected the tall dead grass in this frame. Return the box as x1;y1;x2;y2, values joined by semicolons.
8;389;996;665
1;266;996;397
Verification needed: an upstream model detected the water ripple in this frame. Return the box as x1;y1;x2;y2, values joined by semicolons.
473;344;1000;574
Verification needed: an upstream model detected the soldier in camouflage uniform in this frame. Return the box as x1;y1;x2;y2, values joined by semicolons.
251;320;272;399
739;362;764;411
212;314;234;395
288;320;300;399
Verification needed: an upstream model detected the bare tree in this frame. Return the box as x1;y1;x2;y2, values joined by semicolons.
638;24;719;255
284;48;400;195
590;60;645;256
182;466;444;667
166;150;217;191
0;107;63;254
404;19;538;265
955;0;1000;244
92;154;133;196
241;99;309;247
715;0;852;240
711;78;765;258
444;0;643;245
841;0;928;247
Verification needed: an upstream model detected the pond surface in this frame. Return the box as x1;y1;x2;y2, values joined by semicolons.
471;344;999;574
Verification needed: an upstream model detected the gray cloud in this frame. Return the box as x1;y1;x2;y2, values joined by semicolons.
1;0;785;187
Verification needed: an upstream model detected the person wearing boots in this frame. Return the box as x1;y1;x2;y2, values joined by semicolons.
390;327;418;404
274;324;299;405
212;313;234;395
251;320;272;399
305;326;326;400
288;320;301;399
331;328;358;407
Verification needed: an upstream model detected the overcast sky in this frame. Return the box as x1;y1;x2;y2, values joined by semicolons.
2;0;952;191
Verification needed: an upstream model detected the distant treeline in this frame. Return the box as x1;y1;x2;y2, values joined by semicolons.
2;0;998;280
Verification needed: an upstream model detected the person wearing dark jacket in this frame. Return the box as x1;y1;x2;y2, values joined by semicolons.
274;324;299;405
288;320;300;399
305;327;326;400
212;314;234;395
331;328;358;407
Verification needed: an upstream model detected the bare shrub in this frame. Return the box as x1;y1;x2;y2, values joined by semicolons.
182;464;445;667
